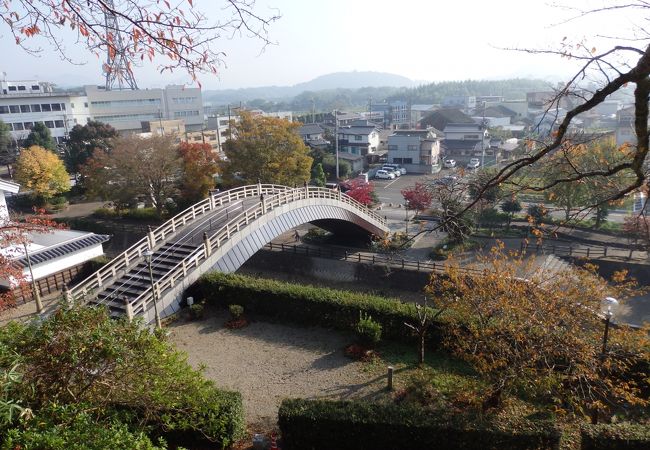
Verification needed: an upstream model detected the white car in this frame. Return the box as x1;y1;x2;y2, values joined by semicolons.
443;159;456;169
381;166;400;177
467;158;480;170
375;169;396;180
383;164;407;175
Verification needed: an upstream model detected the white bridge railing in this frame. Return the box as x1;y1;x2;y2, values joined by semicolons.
68;184;290;303
124;185;387;318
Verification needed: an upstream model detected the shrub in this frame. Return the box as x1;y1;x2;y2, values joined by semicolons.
123;207;161;221
228;304;244;319
580;423;650;450
278;399;561;450
0;306;245;448
356;312;382;346
189;303;205;320
93;207;118;219
192;273;443;345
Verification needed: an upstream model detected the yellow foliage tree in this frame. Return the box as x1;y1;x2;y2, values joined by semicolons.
15;146;70;202
221;111;312;186
427;244;649;421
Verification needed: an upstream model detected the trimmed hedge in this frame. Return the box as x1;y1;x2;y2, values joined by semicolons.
581;424;650;450
278;399;561;450
193;272;443;344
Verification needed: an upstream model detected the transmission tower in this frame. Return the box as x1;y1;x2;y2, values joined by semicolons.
103;0;138;90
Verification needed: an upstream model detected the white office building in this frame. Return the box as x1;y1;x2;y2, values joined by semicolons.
0;75;203;145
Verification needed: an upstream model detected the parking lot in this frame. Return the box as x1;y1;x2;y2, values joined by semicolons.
371;169;457;206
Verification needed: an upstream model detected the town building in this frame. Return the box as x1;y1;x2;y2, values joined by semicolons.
337;124;380;157
387;129;441;174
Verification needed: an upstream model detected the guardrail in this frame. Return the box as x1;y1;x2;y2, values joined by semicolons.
519;241;650;259
125;186;388;318
264;242;484;276
69;184;290;302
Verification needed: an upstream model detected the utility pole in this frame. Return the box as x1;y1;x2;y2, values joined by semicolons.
23;242;43;314
311;98;315;124
227;104;232;140
481;101;487;168
368;96;372;123
334;109;339;179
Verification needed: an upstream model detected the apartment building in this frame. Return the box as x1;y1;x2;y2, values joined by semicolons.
387;129;441;174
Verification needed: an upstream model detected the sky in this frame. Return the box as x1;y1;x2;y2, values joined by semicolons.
0;0;642;90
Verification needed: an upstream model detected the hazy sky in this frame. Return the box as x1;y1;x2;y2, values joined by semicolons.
0;0;640;89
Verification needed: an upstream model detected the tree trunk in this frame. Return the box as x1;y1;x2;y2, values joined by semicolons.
419;332;425;365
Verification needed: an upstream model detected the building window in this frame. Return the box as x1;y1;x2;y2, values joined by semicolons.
61;104;66;110
84;102;88;108
8;86;17;91
403;158;413;164
54;120;65;128
51;103;62;111
23;122;34;130
407;145;418;151
387;145;398;151
20;105;30;113
30;104;41;112
0;106;8;114
41;104;52;112
17;85;26;91
13;122;24;130
31;85;40;90
354;135;362;141
44;121;55;128
9;105;20;113
71;103;75;108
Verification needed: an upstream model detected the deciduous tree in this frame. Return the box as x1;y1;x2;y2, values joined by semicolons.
22;123;55;151
82;135;180;217
221;111;312;186
1;1;280;83
401;182;433;215
428;244;649;420
178;141;218;205
343;179;375;207
14;146;69;202
500;196;522;229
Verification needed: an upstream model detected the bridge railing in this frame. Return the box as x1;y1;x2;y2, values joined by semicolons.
70;184;290;302
127;186;388;318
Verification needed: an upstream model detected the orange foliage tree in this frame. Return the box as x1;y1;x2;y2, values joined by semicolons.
427;243;649;421
178;141;219;205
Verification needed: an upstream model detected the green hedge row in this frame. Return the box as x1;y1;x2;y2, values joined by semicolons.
193;272;443;344
580;423;650;450
278;399;560;450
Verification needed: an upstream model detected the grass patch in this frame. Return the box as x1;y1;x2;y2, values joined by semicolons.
430;238;481;260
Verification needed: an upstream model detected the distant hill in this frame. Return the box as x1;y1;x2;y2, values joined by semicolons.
203;71;417;104
293;71;416;91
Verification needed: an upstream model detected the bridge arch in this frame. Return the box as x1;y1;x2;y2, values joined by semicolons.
69;185;388;324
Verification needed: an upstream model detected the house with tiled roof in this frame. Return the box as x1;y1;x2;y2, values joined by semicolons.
337;124;380;157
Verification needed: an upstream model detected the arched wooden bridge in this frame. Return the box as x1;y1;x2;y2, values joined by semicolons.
67;184;389;323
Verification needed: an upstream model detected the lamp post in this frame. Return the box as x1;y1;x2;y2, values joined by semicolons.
144;249;162;329
333;109;339;179
404;203;409;236
600;296;619;359
22;242;43;314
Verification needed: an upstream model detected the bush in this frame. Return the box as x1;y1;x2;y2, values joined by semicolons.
93;207;118;219
0;306;245;448
278;399;561;450
123;207;161;221
356;312;382;345
192;273;442;345
189;303;205;320
580;423;650;450
228;304;244;319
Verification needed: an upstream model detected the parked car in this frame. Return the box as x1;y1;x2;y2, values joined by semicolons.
381;166;400;177
467;158;480;170
443;159;457;169
433;175;459;186
375;169;396;180
383;163;407;175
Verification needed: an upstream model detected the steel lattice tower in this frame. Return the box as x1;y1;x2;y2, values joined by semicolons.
103;0;138;90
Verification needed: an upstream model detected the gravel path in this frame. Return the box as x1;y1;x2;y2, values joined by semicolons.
169;307;383;429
